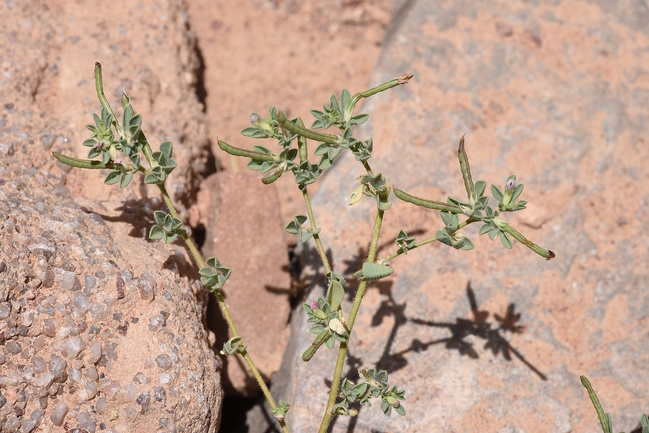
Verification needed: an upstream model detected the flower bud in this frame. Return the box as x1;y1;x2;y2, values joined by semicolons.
250;113;262;125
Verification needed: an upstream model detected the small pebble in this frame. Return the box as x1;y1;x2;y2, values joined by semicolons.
49;355;67;379
155;354;173;370
121;406;137;422
59;336;85;358
50;401;68;426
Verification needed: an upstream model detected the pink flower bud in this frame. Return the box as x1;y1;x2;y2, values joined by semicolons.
250;113;262;125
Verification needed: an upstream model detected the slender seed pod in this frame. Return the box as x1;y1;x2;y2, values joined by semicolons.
394;188;463;213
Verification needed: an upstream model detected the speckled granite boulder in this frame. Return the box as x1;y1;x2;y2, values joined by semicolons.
0;0;222;432
249;1;649;432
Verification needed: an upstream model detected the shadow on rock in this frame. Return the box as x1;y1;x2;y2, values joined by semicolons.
409;283;547;380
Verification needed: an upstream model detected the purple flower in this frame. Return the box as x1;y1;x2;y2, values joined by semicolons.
250;113;262;125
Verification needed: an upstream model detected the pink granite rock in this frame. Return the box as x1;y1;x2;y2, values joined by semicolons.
249;1;649;432
0;0;222;431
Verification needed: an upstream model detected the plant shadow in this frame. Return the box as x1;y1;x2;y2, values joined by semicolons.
81;198;200;279
408;283;547;380
330;281;546;433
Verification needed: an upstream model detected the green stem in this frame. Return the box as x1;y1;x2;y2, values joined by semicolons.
157;182;288;432
303;187;331;274
380;217;479;262
382;233;441;262
276;111;339;144
361;160;374;176
318;206;385;433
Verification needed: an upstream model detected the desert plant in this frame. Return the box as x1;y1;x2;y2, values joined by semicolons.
54;63;555;433
581;376;648;433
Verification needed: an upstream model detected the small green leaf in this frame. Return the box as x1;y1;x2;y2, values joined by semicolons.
119;172;133;188
328;280;345;311
149;225;164;240
479;223;496;236
349;113;369;126
499;231;513;249
104;171;120;185
354;262;394;282
491;184;504;201
475;180;487;197
440;211;459;232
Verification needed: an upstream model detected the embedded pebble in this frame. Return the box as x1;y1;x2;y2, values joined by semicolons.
79;382;98;401
30;372;54;389
4;414;19;431
32;356;46;373
121;269;133;282
28;243;55;259
48;355;67;379
69;367;82;382
85;366;98;381
41;270;55;288
136;277;155;301
121;406;137;422
30;408;44;424
21;419;36;433
42;318;59;337
50;401;68;426
96;397;108;414
71;292;90;317
148;314;167;332
155;354;173;370
89;303;108;320
153;386;165;402
33;336;46;350
84;274;96;294
98;378;121;399
0;303;11;320
133;372;151;384
86;340;102;365
136;392;151;413
158;374;170;384
22;310;36;326
37;303;55;316
54;268;81;291
77;411;96;432
60;336;85;358
124;383;139;401
6;341;22;355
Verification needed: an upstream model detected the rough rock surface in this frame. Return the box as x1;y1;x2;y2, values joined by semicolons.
0;0;222;432
249;1;649;432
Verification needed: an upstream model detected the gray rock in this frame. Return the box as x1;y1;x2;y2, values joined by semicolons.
248;1;649;431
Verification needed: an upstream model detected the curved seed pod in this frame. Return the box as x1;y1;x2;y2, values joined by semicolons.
457;135;476;204
276;111;338;144
218;140;276;161
393;188;463;213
